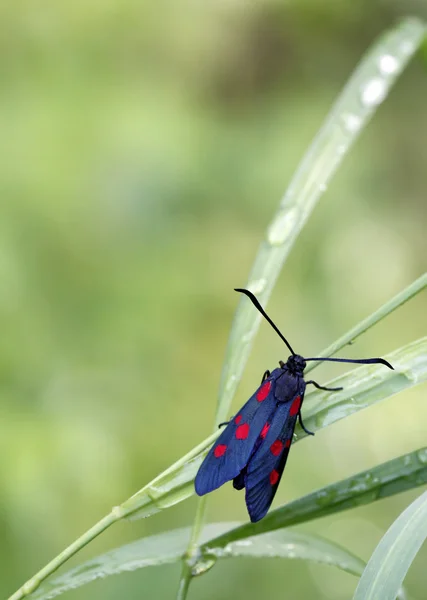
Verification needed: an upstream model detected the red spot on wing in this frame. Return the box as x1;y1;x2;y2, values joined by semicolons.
234;414;242;425
214;444;227;458
260;423;270;439
289;395;301;416
256;381;271;402
269;469;279;485
285;439;291;448
270;440;284;456
236;423;250;440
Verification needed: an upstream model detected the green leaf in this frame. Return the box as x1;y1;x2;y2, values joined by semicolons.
203;530;365;577
201;447;427;550
353;490;427;600
29;524;238;600
30;526;365;599
299;337;427;439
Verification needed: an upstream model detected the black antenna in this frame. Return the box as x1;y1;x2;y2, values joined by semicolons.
305;356;394;370
235;288;296;356
236;288;394;371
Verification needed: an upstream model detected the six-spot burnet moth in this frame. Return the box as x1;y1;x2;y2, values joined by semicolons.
195;288;394;523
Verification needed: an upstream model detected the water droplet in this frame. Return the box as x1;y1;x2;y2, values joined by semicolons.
316;491;328;506
362;472;378;488
316;488;337;506
248;278;267;295
342;113;362;133
414;472;427;487
111;505;124;518
403;454;414;468
23;581;39;595
209;545;233;558
378;54;399;75
241;332;253;344
267;208;298;246
360;78;387;107
146;485;162;500
417;448;427;464
400;40;415;56
233;540;252;547
191;556;216;576
349;478;368;493
225;375;237;391
319;183;327;192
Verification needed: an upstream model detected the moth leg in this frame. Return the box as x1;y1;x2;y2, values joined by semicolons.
218;419;231;429
298;412;314;436
261;370;271;383
306;380;343;392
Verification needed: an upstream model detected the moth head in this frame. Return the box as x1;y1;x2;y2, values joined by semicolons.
282;354;306;375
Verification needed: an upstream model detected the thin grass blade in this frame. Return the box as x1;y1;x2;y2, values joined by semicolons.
216;19;426;425
30;527;366;600
203;530;365;576
201;447;427;550
353;490;427;600
299;337;427;439
29;524;239;600
305;272;427;374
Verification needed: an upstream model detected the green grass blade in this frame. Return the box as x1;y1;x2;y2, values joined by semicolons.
121;336;427;520
30;527;365;599
305;272;427;374
201;447;427;550
353;490;427;600
216;18;426;425
203;530;365;577
31;529;194;600
29;524;239;600
299;337;427;438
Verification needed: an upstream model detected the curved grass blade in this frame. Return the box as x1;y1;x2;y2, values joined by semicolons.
353;490;427;600
30;527;365;600
305;272;427;374
299;336;427;439
203;530;365;576
216;18;426;426
201;447;427;551
29;524;239;600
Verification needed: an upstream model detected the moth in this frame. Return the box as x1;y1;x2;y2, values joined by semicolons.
195;288;393;522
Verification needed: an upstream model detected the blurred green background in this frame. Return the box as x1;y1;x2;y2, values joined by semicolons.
1;2;427;599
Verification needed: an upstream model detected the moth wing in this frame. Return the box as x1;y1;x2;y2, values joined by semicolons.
195;376;279;496
244;389;304;522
